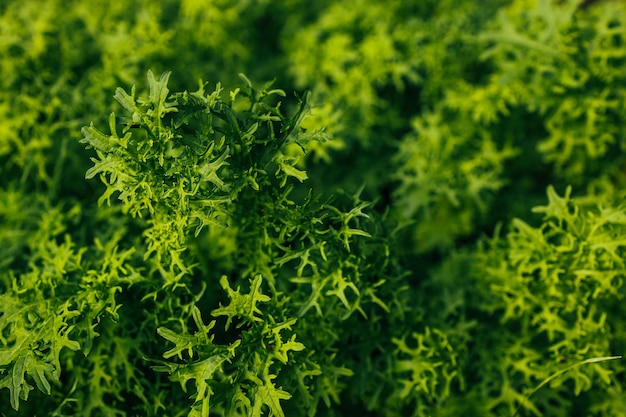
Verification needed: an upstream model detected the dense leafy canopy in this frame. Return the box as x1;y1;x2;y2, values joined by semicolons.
1;0;625;416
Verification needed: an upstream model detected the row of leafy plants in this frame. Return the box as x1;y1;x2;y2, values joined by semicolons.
1;0;625;416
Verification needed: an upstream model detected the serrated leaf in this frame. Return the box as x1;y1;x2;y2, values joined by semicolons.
275;155;308;187
273;335;305;365
280;161;308;183
114;85;140;118
212;275;270;330
157;327;197;360
249;373;291;417
147;70;178;119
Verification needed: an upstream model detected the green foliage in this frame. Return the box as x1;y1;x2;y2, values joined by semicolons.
0;192;142;414
387;0;626;252
2;0;626;416
83;70;414;416
473;0;626;182
433;186;626;416
393;110;518;252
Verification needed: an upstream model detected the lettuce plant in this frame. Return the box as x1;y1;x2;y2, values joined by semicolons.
430;186;626;416
2;70;455;417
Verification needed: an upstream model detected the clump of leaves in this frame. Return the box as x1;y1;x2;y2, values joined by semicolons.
79;70;461;416
1;70;459;416
469;0;626;183
432;186;626;416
